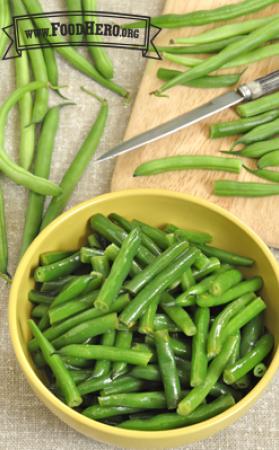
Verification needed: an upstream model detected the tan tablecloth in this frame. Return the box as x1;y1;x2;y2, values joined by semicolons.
0;1;278;449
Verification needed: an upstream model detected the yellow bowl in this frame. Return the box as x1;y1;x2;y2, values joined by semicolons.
9;189;279;449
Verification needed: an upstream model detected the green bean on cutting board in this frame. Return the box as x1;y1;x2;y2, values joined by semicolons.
154;18;279;95
234;117;279;146
160;36;245;54
125;0;278;29
172;16;274;44
214;181;279;197
0;186;8;276
223;139;279;159
41;91;108;229
258;150;279;169
22;0;128;98
0;0;10;60
157;68;243;89
237;92;279;117
134;156;242;177
244;166;279;183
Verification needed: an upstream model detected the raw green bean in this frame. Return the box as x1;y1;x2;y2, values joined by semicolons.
134;156;242;176
66;0;83;43
40;276;77;293
80;246;104;263
125;241;189;295
29;320;82;407
34;252;81;283
207;293;255;359
235;117;279;146
0;0;10;60
173;17;273;44
163;224;212;244
220;298;266;345
253;362;267;378
119;394;235;430
138;295;160;334
58;345;152;366
240;313;264;356
28;290;54;305
126;0;278;29
51;273;102;308
162;36;244;53
83;405;142;420
0;81;61;196
197;277;263;307
120;247;198;327
237;92;279;117
28;294;129;352
51;312;118;348
214;180;279;197
210;110;279;139
48;290;99;324
83;0;114;79
104;243;141;277
258;150;279;169
31;304;49;318
23;0;128;97
112;330;133;379
244;166;279;183
190;307;210;387
177;335;238;416
154;17;279;95
91;255;110;277
20;106;65;256
198;244;254;267
223;139;279;159
40;251;74;266
99;391;167;409
0;186;8;275
41;93;108;228
15;29;35;170
210;269;243;296
90;214;156;266
157;68;242;88
42;47;63;97
223;334;273;384
160;293;197;337
78;374;112;396
155;329;181;409
95;228;141;311
101;376;147;396
91;330;116;378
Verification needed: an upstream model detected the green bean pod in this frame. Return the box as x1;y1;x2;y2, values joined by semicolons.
48;290;99;324
214;180;279;197
190;307;210;387
99;391;167;409
51;273;102;309
66;0;83;43
104;243;141;277
28;290;54;305
244;166;279;183
258;150;279;169
163;224;212;245
138;295;161;334
240;313;264;356
157;68;243;88
40;251;74;266
237;91;279;117
210;269;243;296
160;293;197;337
78;374;112;396
235;117;279;146
0;0;10;60
91;255;110;277
34;252;81;283
91;330;116;378
198;244;254;266
101;376;147;396
253;362;267;378
223;139;279;159
112;330;133;379
80;247;104;263
162;36;244;53
40;275;77;293
83;405;142;420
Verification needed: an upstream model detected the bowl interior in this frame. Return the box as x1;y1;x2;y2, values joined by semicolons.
9;189;279;446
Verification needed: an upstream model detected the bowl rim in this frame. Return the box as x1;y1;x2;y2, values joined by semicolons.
9;188;279;440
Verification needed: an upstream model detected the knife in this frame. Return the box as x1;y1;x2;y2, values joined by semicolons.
97;70;279;162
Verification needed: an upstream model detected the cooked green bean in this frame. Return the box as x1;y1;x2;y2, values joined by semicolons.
240;313;264;356
177;335;238;416
181;267;195;291
192;257;221;280
119;393;235;430
223;139;279;159
87;233;101;249
78;374;112;396
66;0;83;43
99;391;167;409
58;344;152;366
155;329;181;409
41;93;108;228
69;369;92;384
125;241;189;295
235;118;279;146
134;156;242;176
51;273;102;308
153;314;181;333
160;293;197;337
95;228;141;311
48;290;99;324
223;334;273;384
244;166;279;183
157;68;243;88
163;224;212;245
34;252;81;283
120;247;198;327
104;243;142;277
198;244;254;267
28;290;54;305
101;376;147;396
83;0;114;79
23;0;128;97
51;312;119;348
138;295;160;334
20;106;65;256
173;17;273;44
91;330;116;378
132;220;170;250
191;307;210;387
210;269;243;297
154;18;279;95
83;405;142;420
91;255;110;277
237;92;279;117
80;247;104;263
31;304;49;318
210;110;279;139
112;330;133;379
258;150;279;169
39;313;50;331
29;320;82;407
253;362;267;378
28;294;129;352
207;293;255;359
40;251;74;266
197;277;262;307
126;0;278;29
214;180;279;197
40;276;77;293
0;186;8;275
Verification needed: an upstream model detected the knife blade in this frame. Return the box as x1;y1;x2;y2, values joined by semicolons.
97;71;279;162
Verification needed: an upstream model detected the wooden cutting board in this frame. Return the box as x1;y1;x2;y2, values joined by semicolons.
111;0;279;247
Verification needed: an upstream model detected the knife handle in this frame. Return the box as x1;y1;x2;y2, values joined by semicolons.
238;70;279;101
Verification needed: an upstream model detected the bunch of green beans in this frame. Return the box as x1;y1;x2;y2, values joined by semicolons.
28;214;273;431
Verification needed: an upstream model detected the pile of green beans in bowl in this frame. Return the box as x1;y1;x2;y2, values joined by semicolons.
28;213;274;431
